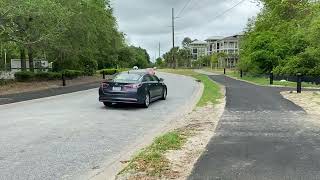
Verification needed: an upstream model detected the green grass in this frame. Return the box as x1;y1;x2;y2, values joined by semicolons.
160;69;222;107
120;131;187;177
203;68;320;88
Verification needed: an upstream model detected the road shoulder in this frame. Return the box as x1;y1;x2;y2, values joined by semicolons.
115;71;226;180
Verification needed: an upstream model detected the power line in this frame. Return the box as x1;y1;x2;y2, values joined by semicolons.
211;0;247;21
176;0;193;18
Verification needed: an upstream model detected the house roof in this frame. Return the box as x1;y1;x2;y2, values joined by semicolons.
205;36;224;41
190;40;207;45
222;35;242;41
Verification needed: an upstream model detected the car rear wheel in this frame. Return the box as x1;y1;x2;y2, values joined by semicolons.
143;93;150;108
161;88;167;100
103;102;113;107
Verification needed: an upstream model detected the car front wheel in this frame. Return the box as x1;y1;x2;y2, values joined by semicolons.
161;88;167;100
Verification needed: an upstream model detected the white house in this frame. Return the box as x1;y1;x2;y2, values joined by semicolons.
189;34;242;68
189;40;208;60
205;36;224;55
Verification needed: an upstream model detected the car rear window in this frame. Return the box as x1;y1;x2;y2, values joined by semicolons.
113;73;142;83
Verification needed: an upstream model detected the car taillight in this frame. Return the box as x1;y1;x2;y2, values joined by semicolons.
100;82;109;88
124;83;142;89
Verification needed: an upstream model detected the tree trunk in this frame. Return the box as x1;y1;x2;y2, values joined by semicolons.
28;47;34;72
20;48;26;71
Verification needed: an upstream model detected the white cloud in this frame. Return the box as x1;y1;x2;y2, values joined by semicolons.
111;0;262;61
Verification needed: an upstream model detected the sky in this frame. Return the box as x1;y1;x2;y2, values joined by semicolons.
111;0;262;62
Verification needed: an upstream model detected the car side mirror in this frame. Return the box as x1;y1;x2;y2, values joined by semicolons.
159;78;164;82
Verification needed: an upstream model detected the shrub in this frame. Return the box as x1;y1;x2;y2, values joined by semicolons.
98;68;129;75
48;72;62;80
15;71;35;82
63;70;85;79
81;59;98;76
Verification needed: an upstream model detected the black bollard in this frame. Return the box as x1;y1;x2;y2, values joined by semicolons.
224;68;226;75
102;71;106;79
297;73;302;93
62;73;66;86
270;72;274;85
240;70;243;78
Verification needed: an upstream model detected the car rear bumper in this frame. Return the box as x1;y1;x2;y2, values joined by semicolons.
99;88;143;104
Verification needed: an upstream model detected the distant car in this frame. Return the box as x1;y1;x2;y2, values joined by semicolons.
132;66;139;70
99;70;167;108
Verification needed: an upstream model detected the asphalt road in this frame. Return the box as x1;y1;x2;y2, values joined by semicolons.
189;75;320;180
0;73;199;180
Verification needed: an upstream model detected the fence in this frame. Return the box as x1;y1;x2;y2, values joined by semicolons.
227;68;320;93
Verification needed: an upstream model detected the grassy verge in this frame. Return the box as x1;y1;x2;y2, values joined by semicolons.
118;69;222;178
160;69;222;107
120;131;187;177
203;68;320;88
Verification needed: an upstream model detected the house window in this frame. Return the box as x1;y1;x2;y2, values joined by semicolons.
209;44;213;51
193;48;197;53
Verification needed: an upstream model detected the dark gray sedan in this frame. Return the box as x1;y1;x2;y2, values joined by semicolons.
99;70;167;108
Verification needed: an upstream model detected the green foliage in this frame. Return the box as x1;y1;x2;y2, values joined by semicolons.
14;70;85;82
0;0;150;72
163;47;192;68
240;0;320;75
34;72;62;80
155;58;164;67
63;70;85;79
121;131;186;176
98;68;129;75
14;71;36;82
99;69;119;75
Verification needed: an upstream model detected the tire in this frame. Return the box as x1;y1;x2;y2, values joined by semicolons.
143;93;150;108
161;88;167;100
103;102;113;107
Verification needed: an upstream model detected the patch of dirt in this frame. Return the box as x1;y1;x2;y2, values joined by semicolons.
116;96;226;180
281;91;320;116
0;76;105;96
165;101;225;180
281;91;320;126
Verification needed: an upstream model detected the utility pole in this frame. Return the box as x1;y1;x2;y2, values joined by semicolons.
158;42;161;59
172;8;176;69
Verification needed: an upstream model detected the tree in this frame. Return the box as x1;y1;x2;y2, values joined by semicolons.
1;0;70;71
155;57;164;67
182;37;192;48
240;0;319;75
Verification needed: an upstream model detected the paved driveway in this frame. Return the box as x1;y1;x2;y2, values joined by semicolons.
0;73;199;180
189;75;320;180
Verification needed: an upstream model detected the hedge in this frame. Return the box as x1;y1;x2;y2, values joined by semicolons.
15;70;86;82
63;70;85;79
98;68;129;75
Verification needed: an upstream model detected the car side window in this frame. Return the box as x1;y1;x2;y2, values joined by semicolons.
142;75;152;82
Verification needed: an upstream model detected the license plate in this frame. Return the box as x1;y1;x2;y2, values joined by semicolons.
112;87;121;91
